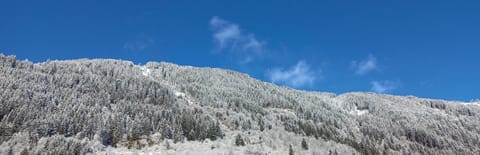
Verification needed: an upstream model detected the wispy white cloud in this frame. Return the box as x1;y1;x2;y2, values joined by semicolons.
210;17;241;49
267;60;317;88
351;54;377;75
123;34;154;52
209;16;265;63
370;80;399;93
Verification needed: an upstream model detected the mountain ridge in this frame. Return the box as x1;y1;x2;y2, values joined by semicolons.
15;56;478;103
0;54;479;155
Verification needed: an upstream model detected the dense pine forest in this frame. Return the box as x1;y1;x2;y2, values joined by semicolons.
0;54;479;154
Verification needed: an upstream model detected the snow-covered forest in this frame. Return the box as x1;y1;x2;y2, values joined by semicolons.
0;53;479;155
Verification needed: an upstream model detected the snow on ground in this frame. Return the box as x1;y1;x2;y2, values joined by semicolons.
355;109;369;115
174;91;196;105
174;92;186;98
140;66;152;77
465;101;480;106
270;108;296;117
282;109;296;116
94;129;357;155
350;108;369;116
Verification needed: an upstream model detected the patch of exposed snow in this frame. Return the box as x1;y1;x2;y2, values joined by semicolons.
93;130;357;155
350;108;368;116
174;91;196;105
140;66;151;77
282;109;296;116
355;109;369;115
465;102;480;106
175;91;186;98
270;108;296;116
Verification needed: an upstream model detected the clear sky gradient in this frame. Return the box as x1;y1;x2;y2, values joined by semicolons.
1;0;479;101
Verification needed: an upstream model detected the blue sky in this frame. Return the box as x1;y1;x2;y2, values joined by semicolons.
1;0;479;101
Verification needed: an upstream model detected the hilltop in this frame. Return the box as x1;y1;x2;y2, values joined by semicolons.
0;54;479;154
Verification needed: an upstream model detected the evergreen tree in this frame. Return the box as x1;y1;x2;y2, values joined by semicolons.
289;144;294;155
301;138;308;150
235;134;245;146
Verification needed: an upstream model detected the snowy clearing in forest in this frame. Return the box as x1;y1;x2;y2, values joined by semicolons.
140;66;152;77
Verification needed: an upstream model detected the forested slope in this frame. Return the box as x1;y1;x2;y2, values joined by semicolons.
0;54;479;155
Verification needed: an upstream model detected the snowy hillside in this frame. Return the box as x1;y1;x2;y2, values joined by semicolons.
0;54;479;155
